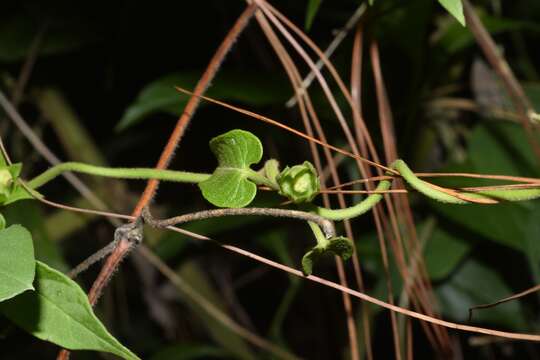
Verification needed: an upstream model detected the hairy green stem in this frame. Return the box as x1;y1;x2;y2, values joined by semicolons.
28;162;211;189
307;221;330;246
315;179;392;221
27;159;540;227
247;168;279;190
395;159;540;203
392;159;466;204
472;188;540;201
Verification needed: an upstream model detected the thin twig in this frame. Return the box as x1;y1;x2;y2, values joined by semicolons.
67;240;119;279
469;284;540;321
142;206;336;238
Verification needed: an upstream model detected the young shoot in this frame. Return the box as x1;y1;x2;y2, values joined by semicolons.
3;128;540;275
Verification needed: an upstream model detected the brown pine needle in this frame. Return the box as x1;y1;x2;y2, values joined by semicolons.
469;284;540;321
174;86;397;175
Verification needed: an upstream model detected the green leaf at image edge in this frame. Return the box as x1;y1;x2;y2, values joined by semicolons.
438;0;465;26
199;129;263;208
0;225;35;302
0;261;140;360
305;0;322;31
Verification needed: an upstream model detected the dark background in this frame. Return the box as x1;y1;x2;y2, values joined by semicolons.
2;0;540;359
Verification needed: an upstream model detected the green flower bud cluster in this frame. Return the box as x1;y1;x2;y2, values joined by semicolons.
276;161;320;204
0;163;21;204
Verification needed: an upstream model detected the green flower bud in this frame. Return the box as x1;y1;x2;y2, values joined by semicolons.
0;168;13;198
277;161;320;203
0;163;23;205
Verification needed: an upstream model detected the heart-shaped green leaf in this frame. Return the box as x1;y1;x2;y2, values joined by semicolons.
301;236;354;275
0;225;35;302
199;129;263;208
0;261;140;360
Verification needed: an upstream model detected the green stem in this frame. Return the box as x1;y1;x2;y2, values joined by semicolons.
315;179;392;221
247;169;279;190
472;188;540;202
394;159;540;203
307;221;330;246
392;159;466;204
28;162;211;189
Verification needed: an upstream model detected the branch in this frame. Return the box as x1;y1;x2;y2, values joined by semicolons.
142;205;336;239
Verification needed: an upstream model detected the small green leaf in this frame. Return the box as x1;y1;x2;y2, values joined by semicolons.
301;236;354;275
3;185;39;205
0;261;140;360
326;237;354;261
305;0;322;31
199;129;263;208
438;0;465;26
0;225;35;302
301;248;320;276
0;213;5;230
